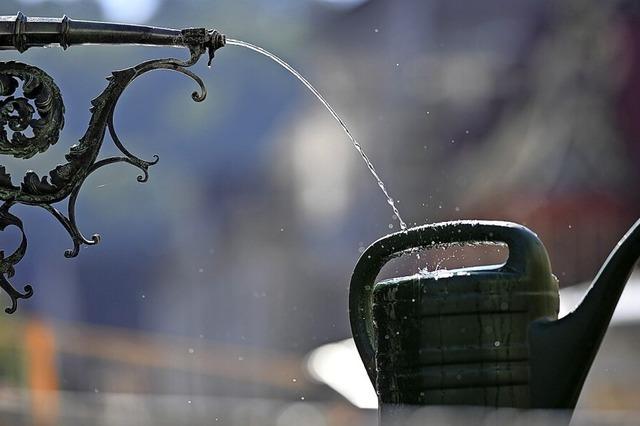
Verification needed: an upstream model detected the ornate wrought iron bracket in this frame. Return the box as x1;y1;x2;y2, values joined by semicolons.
0;13;225;313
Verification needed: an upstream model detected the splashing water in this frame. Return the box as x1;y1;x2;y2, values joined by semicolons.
225;38;407;230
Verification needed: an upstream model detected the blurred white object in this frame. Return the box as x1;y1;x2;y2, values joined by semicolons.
97;0;160;23
307;270;640;409
559;270;640;324
306;338;377;409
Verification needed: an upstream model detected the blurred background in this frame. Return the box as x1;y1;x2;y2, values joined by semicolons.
0;0;638;424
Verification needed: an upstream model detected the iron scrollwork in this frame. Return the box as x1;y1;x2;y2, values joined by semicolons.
0;13;225;313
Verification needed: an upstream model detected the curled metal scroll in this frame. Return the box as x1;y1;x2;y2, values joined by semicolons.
0;33;219;313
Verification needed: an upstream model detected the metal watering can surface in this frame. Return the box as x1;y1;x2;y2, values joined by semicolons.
349;219;640;413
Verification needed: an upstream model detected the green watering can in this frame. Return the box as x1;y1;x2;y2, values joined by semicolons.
350;219;640;416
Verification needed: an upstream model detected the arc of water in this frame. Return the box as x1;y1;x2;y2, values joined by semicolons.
226;38;407;230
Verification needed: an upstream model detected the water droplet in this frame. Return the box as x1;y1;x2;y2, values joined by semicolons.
292;378;297;383
300;396;305;401
188;400;192;404
494;341;501;347
388;223;394;229
280;227;285;232
141;294;146;299
374;28;379;33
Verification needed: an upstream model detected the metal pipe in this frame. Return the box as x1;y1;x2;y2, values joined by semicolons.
0;12;225;55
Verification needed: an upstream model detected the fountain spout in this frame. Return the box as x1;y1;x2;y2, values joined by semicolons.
0;12;225;63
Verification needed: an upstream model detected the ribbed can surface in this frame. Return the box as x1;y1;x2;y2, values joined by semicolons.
372;269;559;408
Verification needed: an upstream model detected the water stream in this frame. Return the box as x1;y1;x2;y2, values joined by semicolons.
226;38;407;230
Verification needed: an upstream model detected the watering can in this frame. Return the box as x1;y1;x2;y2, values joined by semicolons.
350;219;640;418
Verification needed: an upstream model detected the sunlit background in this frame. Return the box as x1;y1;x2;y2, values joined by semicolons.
0;0;638;424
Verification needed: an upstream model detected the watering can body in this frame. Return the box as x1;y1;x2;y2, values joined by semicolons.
350;219;640;415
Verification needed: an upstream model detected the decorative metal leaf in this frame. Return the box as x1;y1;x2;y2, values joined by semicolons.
0;31;216;312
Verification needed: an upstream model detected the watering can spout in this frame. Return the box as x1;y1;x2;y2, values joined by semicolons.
529;219;640;409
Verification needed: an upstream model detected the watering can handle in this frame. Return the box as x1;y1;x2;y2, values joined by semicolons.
349;220;549;386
